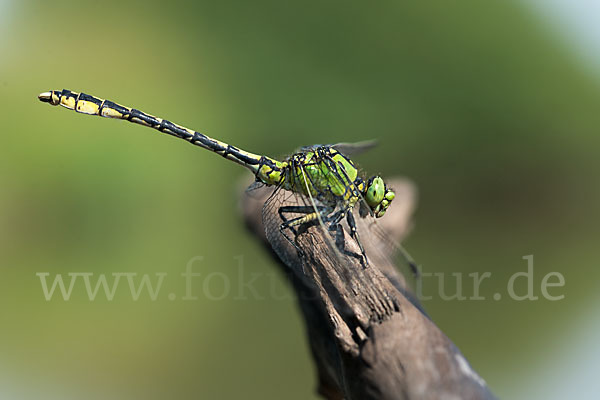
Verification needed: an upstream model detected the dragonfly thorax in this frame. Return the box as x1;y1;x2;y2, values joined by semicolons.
274;147;357;205
273;146;395;218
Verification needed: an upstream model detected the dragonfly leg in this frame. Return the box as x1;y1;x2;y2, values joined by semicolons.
325;209;345;230
346;209;369;267
279;206;318;235
278;205;330;258
328;220;365;265
322;208;366;265
279;225;305;257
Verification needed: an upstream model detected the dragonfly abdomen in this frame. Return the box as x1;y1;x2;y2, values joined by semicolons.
38;89;286;184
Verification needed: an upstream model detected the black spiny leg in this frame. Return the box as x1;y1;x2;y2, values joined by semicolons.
278;205;329;258
325;209;345;230
346;209;368;267
326;210;346;253
324;208;365;264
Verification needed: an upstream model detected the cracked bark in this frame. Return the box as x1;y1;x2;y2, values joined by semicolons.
240;177;496;400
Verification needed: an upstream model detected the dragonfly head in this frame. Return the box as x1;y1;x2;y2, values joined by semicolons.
364;176;395;218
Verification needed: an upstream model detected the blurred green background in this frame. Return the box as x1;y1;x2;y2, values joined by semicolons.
1;0;599;399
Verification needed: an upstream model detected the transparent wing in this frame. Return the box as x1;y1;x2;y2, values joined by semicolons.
297;140;377;157
331;140;378;156
354;184;420;290
260;167;359;282
244;180;268;199
325;153;420;290
262;184;307;270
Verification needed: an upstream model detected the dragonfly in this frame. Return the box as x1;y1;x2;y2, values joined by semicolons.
38;89;415;271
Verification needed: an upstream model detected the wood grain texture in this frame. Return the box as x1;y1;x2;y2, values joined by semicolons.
240;177;496;400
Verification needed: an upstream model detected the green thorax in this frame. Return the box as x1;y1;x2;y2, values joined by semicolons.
278;147;360;204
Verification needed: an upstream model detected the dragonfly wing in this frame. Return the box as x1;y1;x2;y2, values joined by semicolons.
297;140;377;157
323;149;419;290
245;180;269;199
354;179;421;289
259;160;415;318
262;184;307;270
261;166;359;281
331;140;378;156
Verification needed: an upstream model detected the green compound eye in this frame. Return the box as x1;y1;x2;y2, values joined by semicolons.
366;176;385;208
385;191;395;201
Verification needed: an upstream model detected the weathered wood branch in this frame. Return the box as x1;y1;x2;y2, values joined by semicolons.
240;177;496;400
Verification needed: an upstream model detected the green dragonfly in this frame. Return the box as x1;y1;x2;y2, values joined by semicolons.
38;89;412;270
